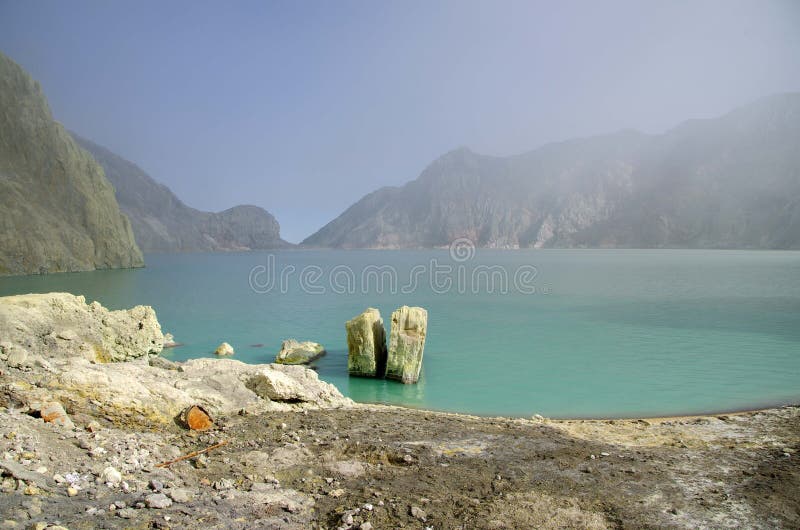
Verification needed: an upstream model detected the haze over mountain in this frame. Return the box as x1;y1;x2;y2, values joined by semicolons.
0;52;143;275
2;2;798;243
72;135;291;253
303;94;800;250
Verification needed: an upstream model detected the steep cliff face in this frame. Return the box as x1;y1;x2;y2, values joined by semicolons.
0;53;143;275
303;94;800;249
72;135;291;252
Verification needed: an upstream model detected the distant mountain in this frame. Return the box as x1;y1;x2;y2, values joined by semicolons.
303;93;800;249
0;52;143;275
72;135;292;252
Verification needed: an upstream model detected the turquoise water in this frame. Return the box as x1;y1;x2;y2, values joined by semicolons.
1;249;799;418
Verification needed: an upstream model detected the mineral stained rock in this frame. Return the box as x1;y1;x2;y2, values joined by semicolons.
0;292;163;364
275;339;326;365
345;308;387;377
180;405;213;431
386;306;428;384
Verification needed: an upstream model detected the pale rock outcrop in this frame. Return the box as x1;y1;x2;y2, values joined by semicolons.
345;308;387;377
0;293;162;364
386;306;428;384
0;293;352;428
275;339;326;365
46;357;351;426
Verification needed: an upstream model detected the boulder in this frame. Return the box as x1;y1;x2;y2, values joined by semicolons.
246;364;346;404
214;342;235;356
0;293;163;363
275;339;326;365
345;308;387;377
386;306;428;384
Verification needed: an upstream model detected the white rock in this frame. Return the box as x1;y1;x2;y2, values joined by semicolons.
101;466;122;485
145;493;172;509
214;342;235;356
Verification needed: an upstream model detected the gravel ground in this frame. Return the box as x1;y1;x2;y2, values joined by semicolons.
1;400;798;529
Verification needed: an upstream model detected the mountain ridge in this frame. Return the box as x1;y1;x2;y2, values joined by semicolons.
0;52;144;275
72;134;292;253
302;93;800;250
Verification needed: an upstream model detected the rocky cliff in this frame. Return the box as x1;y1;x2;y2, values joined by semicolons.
303;93;800;249
0;52;144;275
72;134;291;252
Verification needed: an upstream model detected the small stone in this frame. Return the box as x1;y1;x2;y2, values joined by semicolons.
214;342;235;356
30;524;47;530
410;505;427;521
149;479;164;492
166;488;194;503
118;507;137;518
86;421;101;433
328;488;345;498
39;402;75;429
67;486;79;497
212;478;234;490
145;493;173;509
341;513;354;525
23;485;39;495
183;405;213;431
101;466;122;485
360;523;374;530
6;348;28;368
363;503;373;511
53;474;65;483
600;452;610;457
590;454;596;460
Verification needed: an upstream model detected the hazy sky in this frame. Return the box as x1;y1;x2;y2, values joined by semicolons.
1;1;799;242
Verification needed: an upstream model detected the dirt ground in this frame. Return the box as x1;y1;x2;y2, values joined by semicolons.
1;401;798;529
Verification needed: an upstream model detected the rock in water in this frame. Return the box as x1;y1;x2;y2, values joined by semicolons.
386;306;428;384
275;339;326;365
214;342;235;356
345;308;387;377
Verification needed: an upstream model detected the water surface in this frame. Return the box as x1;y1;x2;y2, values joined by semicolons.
1;249;798;418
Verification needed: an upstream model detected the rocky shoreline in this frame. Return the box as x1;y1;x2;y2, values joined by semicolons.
0;293;798;529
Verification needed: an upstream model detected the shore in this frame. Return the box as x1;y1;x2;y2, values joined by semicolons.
0;293;798;529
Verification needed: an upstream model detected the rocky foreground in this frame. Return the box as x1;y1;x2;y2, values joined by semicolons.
0;294;798;529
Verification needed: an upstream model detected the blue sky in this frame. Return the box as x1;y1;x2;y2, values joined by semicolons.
1;0;799;242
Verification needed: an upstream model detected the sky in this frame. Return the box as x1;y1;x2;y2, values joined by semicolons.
1;1;799;243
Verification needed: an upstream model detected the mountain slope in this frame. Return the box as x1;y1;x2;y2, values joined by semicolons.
0;52;143;275
72;135;291;252
303;94;800;249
